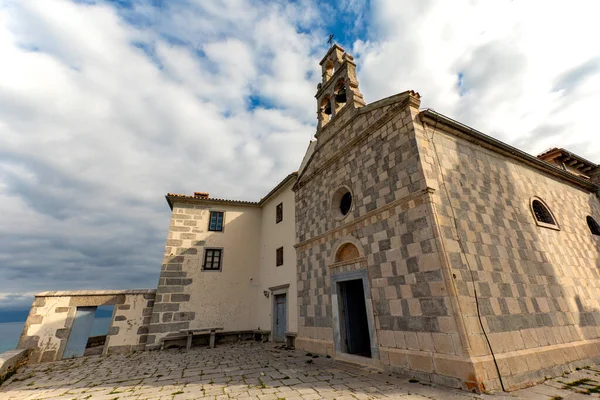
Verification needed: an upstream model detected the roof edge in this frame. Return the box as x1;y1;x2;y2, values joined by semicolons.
538;147;598;168
165;195;260;210
258;172;298;205
165;172;298;210
420;109;598;192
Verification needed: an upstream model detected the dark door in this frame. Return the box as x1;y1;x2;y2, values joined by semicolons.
274;294;286;342
339;279;371;357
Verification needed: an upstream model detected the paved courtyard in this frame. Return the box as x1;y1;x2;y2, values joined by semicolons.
2;342;600;399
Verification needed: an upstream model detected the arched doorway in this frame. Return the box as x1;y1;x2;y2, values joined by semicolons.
330;239;376;359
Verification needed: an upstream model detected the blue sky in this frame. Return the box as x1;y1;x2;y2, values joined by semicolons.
0;0;599;315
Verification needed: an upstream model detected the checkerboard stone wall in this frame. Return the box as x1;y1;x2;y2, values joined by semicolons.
415;115;600;390
295;92;479;389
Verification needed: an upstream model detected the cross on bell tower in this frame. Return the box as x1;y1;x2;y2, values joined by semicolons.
315;44;365;131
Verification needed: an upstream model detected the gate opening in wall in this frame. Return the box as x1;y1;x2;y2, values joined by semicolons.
63;305;114;359
337;279;371;358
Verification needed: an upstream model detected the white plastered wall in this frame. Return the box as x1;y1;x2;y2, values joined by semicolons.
176;205;262;331
256;182;298;336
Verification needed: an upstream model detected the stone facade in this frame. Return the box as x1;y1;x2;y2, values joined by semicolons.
415;111;600;390
145;201;261;346
15;44;600;395
146;175;298;348
18;290;155;363
294;44;600;392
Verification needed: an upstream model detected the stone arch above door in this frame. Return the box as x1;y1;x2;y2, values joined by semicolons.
330;235;365;265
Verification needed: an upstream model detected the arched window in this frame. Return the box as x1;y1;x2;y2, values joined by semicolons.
320;96;332;125
324;60;334;82
530;198;558;229
335;243;360;263
334;79;346;113
587;216;600;236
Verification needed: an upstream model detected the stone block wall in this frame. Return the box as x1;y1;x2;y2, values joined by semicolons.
146;202;262;348
416;113;600;390
295;92;476;388
104;292;155;354
18;290;155;363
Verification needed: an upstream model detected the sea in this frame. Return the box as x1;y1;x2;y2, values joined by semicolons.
0;318;111;354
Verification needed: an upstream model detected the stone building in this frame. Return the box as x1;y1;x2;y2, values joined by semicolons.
17;44;600;393
293;44;600;392
144;173;299;348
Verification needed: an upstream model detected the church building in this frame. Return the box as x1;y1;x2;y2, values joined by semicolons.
18;45;600;393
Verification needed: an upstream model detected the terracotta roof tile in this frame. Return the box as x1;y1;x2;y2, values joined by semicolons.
165;172;298;210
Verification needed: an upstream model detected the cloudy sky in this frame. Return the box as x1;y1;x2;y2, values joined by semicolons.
1;0;599;313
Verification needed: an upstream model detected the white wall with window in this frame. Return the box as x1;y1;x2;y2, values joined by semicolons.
159;174;298;341
256;179;298;339
173;204;262;332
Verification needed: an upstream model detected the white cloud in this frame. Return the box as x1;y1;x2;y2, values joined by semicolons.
0;0;599;311
354;0;600;160
0;0;323;307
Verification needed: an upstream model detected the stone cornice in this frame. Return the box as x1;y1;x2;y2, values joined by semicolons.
295;187;435;250
328;257;368;269
35;289;157;297
318;44;345;65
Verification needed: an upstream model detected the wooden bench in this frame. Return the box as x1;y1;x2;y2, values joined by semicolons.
160;328;271;350
160;327;223;351
181;327;223;350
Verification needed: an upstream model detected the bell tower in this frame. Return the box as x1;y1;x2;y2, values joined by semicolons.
315;44;366;131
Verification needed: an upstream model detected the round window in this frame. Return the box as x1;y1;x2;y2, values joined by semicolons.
331;186;353;220
340;192;352;215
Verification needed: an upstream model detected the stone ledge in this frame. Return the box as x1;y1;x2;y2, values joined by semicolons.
378;337;600;393
35;289;157;297
485;337;600;391
295;337;334;357
0;349;29;386
381;346;495;393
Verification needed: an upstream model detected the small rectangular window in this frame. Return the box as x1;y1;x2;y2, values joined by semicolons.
276;203;283;224
276;247;283;266
203;248;222;271
208;211;224;232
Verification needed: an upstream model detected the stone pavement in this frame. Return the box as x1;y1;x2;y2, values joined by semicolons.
1;342;600;399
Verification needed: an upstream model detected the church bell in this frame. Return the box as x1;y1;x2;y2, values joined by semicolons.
324;102;332;115
335;87;346;103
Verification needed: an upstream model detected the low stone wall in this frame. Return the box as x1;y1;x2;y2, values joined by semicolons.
18;289;156;363
0;349;29;386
